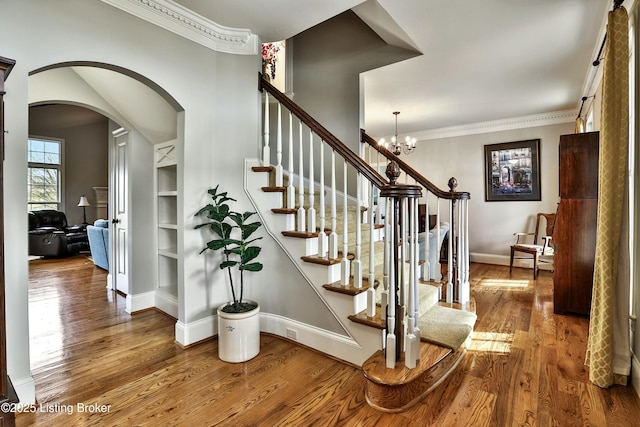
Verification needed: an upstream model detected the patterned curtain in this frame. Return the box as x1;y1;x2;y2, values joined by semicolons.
585;6;631;388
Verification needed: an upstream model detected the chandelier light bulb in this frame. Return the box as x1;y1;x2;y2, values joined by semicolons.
384;111;416;156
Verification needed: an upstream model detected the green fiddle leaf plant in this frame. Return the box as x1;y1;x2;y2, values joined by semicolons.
195;185;263;313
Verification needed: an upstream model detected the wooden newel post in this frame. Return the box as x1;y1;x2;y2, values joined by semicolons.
448;177;458;301
380;161;421;363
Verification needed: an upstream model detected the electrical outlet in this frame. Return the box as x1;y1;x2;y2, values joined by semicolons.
286;328;298;340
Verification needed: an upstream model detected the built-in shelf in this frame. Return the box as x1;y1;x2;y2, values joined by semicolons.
158;223;178;230
155;141;179;310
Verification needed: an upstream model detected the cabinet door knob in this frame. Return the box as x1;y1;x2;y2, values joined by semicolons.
112;218;121;224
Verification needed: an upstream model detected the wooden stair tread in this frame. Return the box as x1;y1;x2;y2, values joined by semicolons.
252;166;274;173
282;230;319;239
323;277;378;296
300;252;353;265
272;207;297;214
262;186;286;193
348;309;385;329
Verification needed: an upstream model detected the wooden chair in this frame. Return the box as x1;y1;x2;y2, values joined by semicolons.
509;213;556;279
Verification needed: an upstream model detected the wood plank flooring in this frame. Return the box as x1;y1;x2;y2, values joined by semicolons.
15;256;640;426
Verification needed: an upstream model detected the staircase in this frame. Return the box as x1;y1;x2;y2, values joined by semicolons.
251;74;476;411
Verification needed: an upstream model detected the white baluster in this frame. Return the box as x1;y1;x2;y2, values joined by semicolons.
366;181;376;318
405;197;419;369
308;130;316;233
318;142;327;257
458;199;470;305
275;103;283;187
386;200;396;369
400;197;407;319
328;150;338;259
464;199;471;302
297;122;306;232
423;195;430;281
287;112;295;209
263;92;270;166
381;200;390;321
353;172;362;289
413;199;421;351
340;160;350;285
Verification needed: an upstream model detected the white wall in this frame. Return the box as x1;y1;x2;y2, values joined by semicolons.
403;122;574;264
2;0;343;404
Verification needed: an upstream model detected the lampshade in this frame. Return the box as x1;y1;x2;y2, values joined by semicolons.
78;196;90;207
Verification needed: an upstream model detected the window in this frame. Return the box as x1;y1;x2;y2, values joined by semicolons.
28;137;63;211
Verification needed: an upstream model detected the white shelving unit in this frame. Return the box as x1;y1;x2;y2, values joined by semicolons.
155;141;179;317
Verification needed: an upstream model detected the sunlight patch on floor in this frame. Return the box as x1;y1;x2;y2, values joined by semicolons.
468;331;513;354
478;278;530;288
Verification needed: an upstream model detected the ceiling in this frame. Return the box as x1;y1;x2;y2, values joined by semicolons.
173;0;613;138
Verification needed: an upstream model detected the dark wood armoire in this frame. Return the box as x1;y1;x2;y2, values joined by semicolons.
0;56;17;425
553;131;599;317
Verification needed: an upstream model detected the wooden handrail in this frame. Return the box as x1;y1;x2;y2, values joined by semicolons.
361;129;470;201
259;73;387;189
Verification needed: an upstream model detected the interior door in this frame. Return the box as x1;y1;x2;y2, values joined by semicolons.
113;128;129;295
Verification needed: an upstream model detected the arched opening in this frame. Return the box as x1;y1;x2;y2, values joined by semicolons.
26;62;184;371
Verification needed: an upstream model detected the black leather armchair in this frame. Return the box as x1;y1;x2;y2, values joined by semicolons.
28;210;89;257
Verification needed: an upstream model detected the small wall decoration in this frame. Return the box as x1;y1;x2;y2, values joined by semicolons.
484;139;541;201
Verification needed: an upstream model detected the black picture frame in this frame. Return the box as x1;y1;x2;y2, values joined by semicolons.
484;139;541;202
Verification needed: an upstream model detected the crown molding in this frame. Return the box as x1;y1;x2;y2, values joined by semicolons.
412;109;577;141
100;0;258;55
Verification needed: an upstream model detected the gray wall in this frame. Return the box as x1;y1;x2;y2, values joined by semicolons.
29;104;109;225
3;0;342;404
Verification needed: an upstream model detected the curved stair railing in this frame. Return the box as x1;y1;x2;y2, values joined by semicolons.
258;73;470;371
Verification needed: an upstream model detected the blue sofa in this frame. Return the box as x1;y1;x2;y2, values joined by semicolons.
87;219;109;270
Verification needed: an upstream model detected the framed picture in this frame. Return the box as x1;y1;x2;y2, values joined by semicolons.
484;139;540;201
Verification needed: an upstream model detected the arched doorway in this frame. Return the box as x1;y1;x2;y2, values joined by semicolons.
26;62;184;364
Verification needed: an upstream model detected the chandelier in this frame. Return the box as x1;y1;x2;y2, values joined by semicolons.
378;111;416;156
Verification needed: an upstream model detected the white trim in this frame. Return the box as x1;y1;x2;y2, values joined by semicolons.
155;289;178;318
125;291;155;313
100;0;258;55
175;316;216;346
260;313;371;365
412;110;577;141
27;135;65;212
10;375;36;406
470;252;536;270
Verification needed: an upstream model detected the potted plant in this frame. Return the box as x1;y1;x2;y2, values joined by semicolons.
195;185;263;362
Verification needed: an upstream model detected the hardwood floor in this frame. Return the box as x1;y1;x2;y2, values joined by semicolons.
16;256;640;426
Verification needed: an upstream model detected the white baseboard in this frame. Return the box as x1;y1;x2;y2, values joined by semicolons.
125;291;155;314
155;289;178;318
174;312;372;365
175;315;216;347
632;351;640;400
11;374;36;406
470;252;533;269
260;312;368;366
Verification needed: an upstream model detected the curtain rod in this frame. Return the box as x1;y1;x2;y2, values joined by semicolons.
593;1;625;66
577;96;595;119
581;1;623;116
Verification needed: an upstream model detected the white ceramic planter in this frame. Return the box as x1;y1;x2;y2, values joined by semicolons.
217;301;260;363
